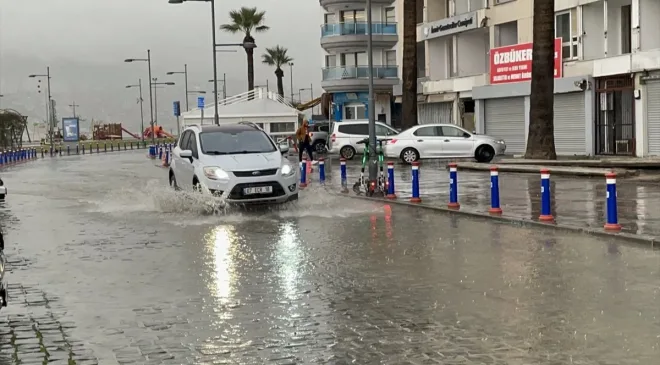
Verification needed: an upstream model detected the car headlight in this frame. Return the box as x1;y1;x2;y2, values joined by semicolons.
495;139;505;144
203;166;229;180
281;163;295;177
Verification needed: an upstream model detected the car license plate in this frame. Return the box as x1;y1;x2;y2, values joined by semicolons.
243;186;273;195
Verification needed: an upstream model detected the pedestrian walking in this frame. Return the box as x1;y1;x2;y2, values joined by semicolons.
296;119;317;166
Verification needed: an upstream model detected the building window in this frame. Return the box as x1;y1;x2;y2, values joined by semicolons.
325;55;336;67
384;7;395;24
340;10;365;22
324;13;336;24
495;21;518;47
341;52;367;66
555;9;579;60
345;104;366;120
385;50;396;67
270;122;295;133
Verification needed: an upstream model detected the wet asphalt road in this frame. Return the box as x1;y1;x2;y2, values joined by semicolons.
1;152;660;364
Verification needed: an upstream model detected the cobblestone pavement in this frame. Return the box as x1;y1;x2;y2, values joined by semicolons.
0;153;659;364
322;158;660;236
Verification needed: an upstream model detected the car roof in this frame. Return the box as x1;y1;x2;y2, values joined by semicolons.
191;124;259;133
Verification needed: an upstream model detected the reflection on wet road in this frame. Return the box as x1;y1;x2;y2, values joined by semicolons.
1;153;659;364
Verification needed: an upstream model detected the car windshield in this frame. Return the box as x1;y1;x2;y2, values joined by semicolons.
199;130;277;155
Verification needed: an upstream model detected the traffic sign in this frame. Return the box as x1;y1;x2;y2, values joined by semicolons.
197;96;205;109
173;101;181;117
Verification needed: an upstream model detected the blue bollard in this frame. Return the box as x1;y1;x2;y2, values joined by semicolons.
604;172;622;231
386;161;397;199
448;162;460;209
300;158;308;188
489;166;502;214
164;149;170;166
410;161;421;203
82;145;86;154
340;158;348;193
158;147;163;160
76;145;79;155
539;168;554;221
0;153;3;167
318;158;325;184
67;145;70;155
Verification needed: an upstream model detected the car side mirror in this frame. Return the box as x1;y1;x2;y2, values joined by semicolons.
279;143;290;154
463;132;471;138
179;149;193;158
472;130;477;134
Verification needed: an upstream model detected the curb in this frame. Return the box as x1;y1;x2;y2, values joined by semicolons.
326;188;659;247
452;163;638;178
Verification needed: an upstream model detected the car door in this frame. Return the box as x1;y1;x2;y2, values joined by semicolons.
439;126;474;157
411;126;443;158
177;131;195;189
188;132;203;183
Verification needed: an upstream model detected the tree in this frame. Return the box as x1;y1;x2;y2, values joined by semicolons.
220;7;269;93
525;0;557;159
261;46;293;98
401;0;418;129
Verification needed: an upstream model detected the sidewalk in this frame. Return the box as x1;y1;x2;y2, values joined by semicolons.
320;159;660;237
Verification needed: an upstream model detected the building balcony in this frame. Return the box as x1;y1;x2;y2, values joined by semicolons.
320;22;398;51
321;66;399;93
320;0;395;11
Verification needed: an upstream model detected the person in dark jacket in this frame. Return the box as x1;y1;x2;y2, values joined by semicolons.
295;120;317;165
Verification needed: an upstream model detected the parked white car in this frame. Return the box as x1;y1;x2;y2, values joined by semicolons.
169;123;299;205
383;124;506;163
0;177;6;200
328;120;399;160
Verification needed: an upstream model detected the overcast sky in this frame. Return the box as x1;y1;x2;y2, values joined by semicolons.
0;0;322;133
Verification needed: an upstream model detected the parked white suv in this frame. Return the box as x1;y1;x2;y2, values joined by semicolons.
328;120;399;160
169;123;299;205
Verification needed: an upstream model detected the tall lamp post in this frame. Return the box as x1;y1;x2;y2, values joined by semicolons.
69;101;80;118
124;50;154;144
151;78;175;134
366;0;377;185
288;62;294;103
166;64;190;111
126;79;146;142
28;67;53;146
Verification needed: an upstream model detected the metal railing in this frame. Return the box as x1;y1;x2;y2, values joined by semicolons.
321;22;397;37
322;66;398;81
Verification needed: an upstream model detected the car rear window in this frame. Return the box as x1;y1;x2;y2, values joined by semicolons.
337;123;369;135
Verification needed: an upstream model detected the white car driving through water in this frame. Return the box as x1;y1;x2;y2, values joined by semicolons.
169;123;299;205
383;124;506;163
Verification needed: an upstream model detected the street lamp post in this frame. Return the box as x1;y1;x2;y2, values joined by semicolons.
126;79;146;142
124;50;154;144
366;0;377;185
166;64;190;111
289;62;294;103
69;101;80;118
28;67;53;146
151;78;176;133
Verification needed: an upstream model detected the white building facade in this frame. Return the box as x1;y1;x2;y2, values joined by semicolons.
320;0;400;126
397;0;660;156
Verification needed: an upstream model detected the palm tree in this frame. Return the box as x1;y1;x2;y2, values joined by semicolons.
525;0;557;159
262;46;293;98
401;0;418;129
220;7;269;93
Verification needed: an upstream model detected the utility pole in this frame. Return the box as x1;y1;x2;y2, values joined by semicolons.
69;101;79;118
366;0;378;185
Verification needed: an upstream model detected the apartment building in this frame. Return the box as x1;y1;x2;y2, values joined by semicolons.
319;0;400;125
396;0;660;156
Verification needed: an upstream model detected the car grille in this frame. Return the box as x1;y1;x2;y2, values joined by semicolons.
232;168;278;177
228;181;285;200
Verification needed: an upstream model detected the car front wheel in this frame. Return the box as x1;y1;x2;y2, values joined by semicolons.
340;146;356;160
400;148;420;164
475;145;495;163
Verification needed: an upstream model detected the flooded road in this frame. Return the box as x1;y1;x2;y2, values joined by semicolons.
1;152;660;364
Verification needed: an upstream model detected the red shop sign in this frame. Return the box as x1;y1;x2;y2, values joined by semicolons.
489;38;563;84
